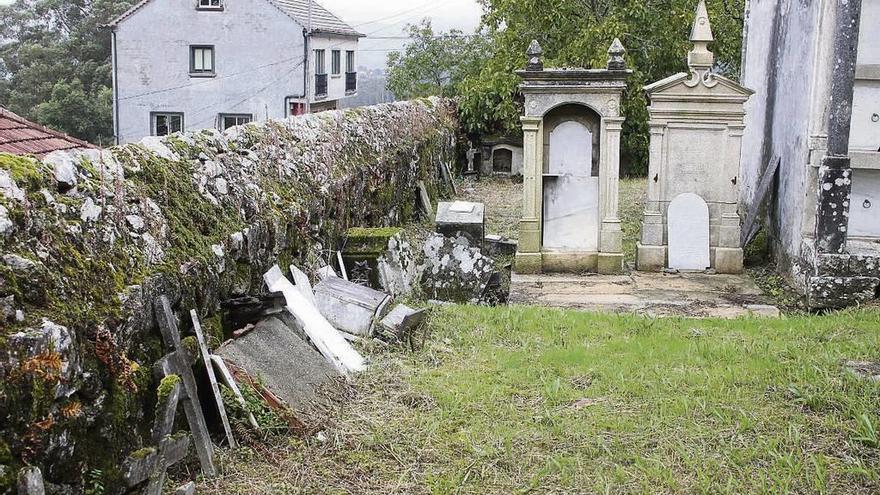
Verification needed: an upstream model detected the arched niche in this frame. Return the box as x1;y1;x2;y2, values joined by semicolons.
542;104;602;177
492;148;513;173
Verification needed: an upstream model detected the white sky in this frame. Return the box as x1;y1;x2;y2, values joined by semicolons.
320;0;484;69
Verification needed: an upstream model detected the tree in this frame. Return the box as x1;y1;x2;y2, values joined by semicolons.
458;0;745;175
0;0;134;144
386;19;490;101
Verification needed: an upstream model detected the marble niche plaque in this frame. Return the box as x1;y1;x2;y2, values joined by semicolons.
667;193;710;271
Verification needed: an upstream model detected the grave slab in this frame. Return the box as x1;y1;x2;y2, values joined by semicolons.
436;201;485;248
510;271;778;318
313;276;391;336
668;193;711;271
217;317;340;413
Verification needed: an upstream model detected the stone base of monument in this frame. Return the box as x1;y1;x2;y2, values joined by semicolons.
597;253;624;274
636;243;666;272
509;271;779;318
713;247;745;275
514;252;544;274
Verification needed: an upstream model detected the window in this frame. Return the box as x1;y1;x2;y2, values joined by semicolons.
220;113;252;130
197;0;222;9
314;49;326;75
345;50;355;73
190;45;215;75
151;112;183;136
331;50;341;75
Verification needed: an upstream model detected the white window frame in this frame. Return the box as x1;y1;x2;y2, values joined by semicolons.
190;45;215;76
314;49;326;75
345;50;355;73
197;0;222;10
219;113;253;130
331;50;341;76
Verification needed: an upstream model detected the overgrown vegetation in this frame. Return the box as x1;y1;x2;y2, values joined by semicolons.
0;0;135;143
196;305;880;494
388;0;745;175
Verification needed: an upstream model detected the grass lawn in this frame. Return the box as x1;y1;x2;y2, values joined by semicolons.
197;306;880;494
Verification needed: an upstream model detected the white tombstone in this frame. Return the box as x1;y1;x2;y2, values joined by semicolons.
667;193;711;271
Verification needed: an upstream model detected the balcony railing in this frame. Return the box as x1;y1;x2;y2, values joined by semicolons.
345;72;357;94
315;74;328;98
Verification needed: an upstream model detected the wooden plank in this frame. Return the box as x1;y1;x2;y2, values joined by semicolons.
154;297;216;478
191;310;236;449
741;156;781;246
336;251;349;281
209;355;259;429
264;265;366;374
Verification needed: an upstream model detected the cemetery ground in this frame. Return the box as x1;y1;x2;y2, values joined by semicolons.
194;305;880;494
182;176;880;493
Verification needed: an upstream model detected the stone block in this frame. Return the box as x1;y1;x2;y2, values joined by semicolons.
514;252;543;274
714;247;744;274
636;243;666;272
597;253;624;274
313;276;391;337
807;276;879;309
542;252;597;273
435;201;485;247
518;219;541;253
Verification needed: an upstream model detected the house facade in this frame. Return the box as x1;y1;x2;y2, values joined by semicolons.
740;0;877;307
108;0;362;144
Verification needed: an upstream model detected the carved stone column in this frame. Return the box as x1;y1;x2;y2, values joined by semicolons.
515;116;544;273
598;117;624;274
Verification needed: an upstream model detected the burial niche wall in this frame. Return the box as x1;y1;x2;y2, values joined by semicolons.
636;0;753;274
541;104;602;252
514;38;630;274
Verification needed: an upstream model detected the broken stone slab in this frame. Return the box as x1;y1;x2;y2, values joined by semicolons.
485;234;518;256
17;466;45;495
342;227;404;288
317;264;338;281
217;317;340;414
377;233;420;298
264;265;365;374
176;481;196;495
417;180;433;217
314;276;391;337
379;304;428;340
421;233;495;303
122;433;191;491
436;201;485;248
289;264;317;307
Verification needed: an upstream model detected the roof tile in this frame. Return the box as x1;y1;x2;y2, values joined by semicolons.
0;107;95;157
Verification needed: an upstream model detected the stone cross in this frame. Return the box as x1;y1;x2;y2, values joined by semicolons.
153;296;217;476
465;146;477;174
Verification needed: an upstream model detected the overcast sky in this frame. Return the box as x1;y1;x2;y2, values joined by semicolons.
320;0;484;69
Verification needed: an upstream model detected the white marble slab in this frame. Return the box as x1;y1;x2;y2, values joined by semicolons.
548;120;593;175
543;176;599;251
849;169;880;238
668;193;710;270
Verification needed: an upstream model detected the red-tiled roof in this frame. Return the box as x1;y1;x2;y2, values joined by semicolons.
0;107;95;157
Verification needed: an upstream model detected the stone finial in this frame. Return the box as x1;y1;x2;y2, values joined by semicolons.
688;0;715;70
607;38;626;70
526;40;543;71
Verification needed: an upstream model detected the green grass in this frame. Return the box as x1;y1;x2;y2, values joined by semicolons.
197;306;880;494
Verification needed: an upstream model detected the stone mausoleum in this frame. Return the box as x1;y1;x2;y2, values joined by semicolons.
741;0;877;307
514;39;630;274
637;0;753;274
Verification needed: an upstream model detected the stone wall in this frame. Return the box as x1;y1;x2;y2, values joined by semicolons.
0;98;458;492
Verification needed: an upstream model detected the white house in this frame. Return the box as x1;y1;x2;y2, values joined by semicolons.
107;0;363;144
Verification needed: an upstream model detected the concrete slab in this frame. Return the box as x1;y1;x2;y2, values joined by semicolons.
217;317;341;414
509;270;779;318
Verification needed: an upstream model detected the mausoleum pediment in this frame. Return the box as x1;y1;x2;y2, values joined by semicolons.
645;71;754;99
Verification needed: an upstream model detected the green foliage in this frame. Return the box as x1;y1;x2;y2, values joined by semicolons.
0;0;135;143
386;19;491;101
84;468;105;495
408;0;744;174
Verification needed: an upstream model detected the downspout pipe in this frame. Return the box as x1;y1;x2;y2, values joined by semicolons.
814;0;862;254
111;28;120;145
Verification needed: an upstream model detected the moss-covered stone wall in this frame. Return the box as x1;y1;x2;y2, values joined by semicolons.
0;98;458;492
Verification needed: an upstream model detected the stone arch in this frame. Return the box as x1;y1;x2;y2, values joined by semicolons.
542;103;602;176
492;147;513;173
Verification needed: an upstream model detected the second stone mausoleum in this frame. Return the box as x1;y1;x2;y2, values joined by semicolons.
636;0;753;274
514;39;630;274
